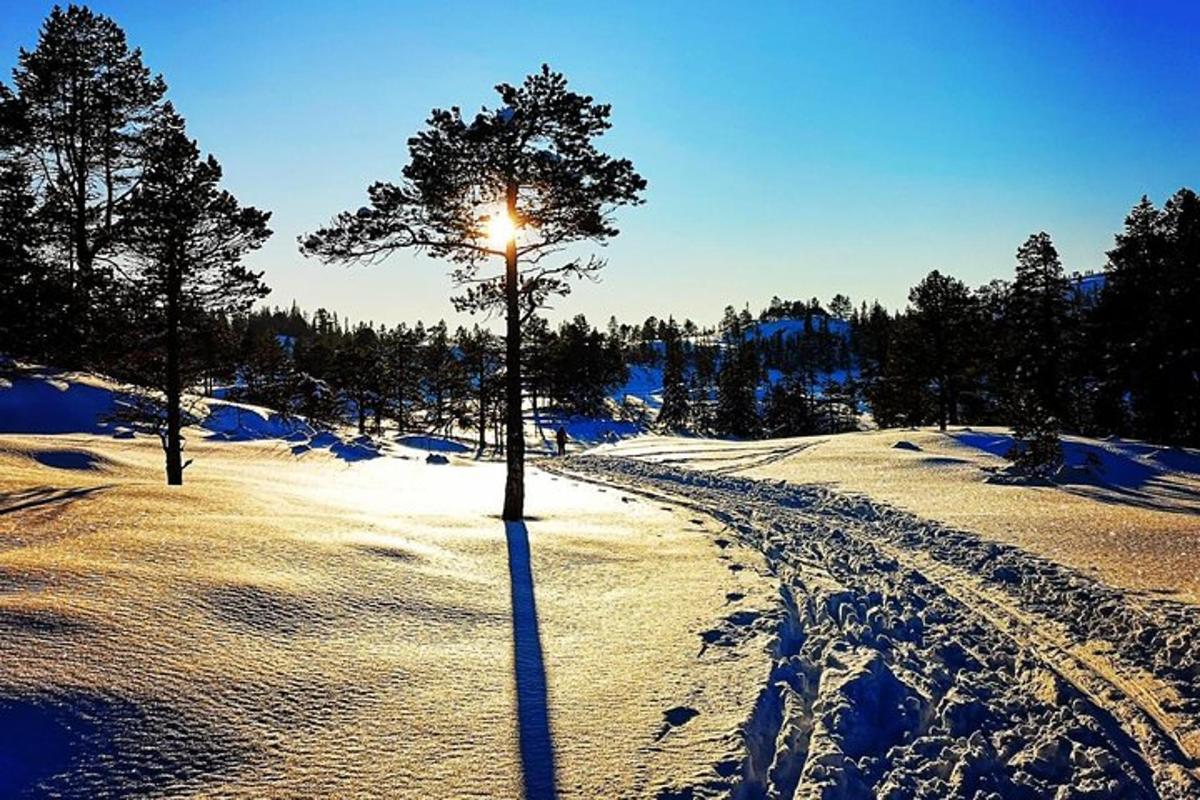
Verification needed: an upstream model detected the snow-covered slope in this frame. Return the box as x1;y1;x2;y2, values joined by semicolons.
0;365;380;462
0;402;773;797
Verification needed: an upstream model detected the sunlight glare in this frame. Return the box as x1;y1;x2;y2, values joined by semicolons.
487;211;517;248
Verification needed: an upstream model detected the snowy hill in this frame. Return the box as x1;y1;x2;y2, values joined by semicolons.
0;365;382;462
748;315;851;340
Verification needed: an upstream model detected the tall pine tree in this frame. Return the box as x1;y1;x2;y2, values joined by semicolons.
122;108;271;485
10;5;167;363
1006;232;1069;475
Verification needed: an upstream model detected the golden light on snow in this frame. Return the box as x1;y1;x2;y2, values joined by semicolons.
487;210;517;248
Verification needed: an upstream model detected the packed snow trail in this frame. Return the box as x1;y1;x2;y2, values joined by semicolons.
546;455;1200;799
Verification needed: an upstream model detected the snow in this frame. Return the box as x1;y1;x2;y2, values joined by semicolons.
0;366;387;465
7;362;1200;797
0;368;122;435
748;315;850;340
201;400;310;441
555;433;1200;797
602;428;1200;603
0;382;775;797
612;363;663;409
952;429;1200;488
395;434;471;453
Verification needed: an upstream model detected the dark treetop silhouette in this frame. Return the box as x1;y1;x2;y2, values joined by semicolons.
300;65;645;519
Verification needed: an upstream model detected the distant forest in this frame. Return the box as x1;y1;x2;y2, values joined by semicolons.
5;188;1199;459
2;8;1198;474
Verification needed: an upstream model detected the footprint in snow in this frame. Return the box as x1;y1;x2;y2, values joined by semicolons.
655;706;700;740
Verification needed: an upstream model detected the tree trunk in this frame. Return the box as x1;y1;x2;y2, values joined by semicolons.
502;181;524;520
478;370;487;456
938;379;948;432
165;257;184;486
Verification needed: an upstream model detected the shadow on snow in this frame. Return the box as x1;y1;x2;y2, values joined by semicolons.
505;520;558;800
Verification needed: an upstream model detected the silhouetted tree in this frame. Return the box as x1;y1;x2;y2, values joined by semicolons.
1006;233;1069;473
0;90;45;357
459;325;503;454
907;270;976;430
1100;190;1200;444
716;338;760;438
122;108;271;484
301;65;645;519
657;318;690;430
9;5;167;363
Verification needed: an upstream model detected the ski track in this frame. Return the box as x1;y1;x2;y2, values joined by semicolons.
545;455;1200;800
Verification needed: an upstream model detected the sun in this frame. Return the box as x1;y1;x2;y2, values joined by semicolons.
486;211;517;248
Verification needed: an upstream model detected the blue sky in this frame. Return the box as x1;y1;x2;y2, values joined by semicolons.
3;1;1197;327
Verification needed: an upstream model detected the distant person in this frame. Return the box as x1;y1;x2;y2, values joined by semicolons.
555;426;568;457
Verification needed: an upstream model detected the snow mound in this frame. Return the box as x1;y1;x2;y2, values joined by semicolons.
615;365;663;410
201;401;311;441
952;430;1200;489
0;368;123;435
397;435;470;454
0;365;380;464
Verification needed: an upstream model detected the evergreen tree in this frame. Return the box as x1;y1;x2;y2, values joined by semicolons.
763;377;814;437
1006;232;1069;473
690;342;717;431
0;89;46;358
380;323;422;432
337;324;383;434
459;325;503;454
716;339;760;438
302;66;645;520
420;321;462;435
657;318;690;430
907;270;976;430
10;5;167;363
1101;190;1200;444
122;108;271;484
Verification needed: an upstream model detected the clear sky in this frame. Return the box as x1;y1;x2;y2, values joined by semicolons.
3;1;1197;328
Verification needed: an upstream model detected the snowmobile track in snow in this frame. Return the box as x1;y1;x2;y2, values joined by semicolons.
544;455;1200;800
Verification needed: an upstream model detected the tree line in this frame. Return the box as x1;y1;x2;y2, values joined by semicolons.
646;194;1199;474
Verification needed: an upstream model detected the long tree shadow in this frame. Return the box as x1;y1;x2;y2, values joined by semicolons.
0;485;110;516
504;520;558;800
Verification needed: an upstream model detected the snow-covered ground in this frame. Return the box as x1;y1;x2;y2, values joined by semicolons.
5;366;1200;798
0;429;775;796
562;428;1200;797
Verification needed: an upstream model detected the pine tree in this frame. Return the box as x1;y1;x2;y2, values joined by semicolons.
10;5;167;364
907;270;976;430
337;324;383;434
0;89;45;358
763;377;814;437
420;321;461;435
716;339;760;438
381;323;422;433
1100;191;1200;444
122;108;271;485
301;66;645;520
1006;232;1069;474
657;318;690;430
459;325;503;455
